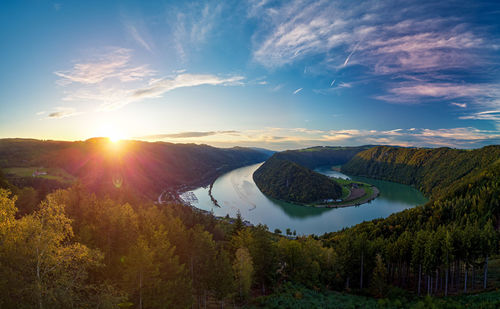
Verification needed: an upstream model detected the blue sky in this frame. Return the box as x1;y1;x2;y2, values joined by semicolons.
1;0;499;150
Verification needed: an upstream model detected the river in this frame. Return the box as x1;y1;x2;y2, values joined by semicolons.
182;163;427;235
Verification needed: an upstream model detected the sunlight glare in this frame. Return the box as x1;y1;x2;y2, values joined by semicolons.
97;124;124;143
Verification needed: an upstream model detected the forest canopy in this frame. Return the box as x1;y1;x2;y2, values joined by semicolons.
253;155;343;204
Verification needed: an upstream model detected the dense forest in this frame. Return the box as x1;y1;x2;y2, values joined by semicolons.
342;145;500;197
0;143;499;308
253;155;342;204
271;145;372;170
0;138;270;200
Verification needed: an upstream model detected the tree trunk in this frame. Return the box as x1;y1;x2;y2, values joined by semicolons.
472;266;475;291
360;251;364;289
418;264;422;296
203;290;206;309
464;265;468;294
139;269;143;309
450;262;454;291
435;269;439;293
37;246;43;309
484;255;489;289
445;267;449;296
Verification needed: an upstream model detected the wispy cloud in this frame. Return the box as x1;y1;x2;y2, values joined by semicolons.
250;0;500;127
251;1;490;73
451;102;467;108
126;25;153;52
54;47;245;111
131;74;244;101
460;110;500;122
54;48;154;85
376;82;500;104
139;130;240;139
171;2;223;62
293;87;303;94
138;126;500;150
47;107;80;119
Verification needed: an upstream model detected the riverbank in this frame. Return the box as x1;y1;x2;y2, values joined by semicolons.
177;163;426;235
313;186;380;208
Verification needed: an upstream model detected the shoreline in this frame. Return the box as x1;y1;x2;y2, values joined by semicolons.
313;186;380;208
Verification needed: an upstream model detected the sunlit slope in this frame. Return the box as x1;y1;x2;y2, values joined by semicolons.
0;138;271;198
342;145;500;197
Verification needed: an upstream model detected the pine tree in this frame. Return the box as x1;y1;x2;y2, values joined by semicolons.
370;254;387;298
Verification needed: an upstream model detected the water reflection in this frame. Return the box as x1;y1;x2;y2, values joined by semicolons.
187;163;427;235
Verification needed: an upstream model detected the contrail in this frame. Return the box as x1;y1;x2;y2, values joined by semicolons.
343;41;361;67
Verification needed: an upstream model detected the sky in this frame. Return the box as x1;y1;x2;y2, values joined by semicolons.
1;0;499;150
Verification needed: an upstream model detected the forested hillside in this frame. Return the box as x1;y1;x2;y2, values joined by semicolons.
319;158;500;297
0;138;270;199
272;145;372;169
342;145;500;197
0;143;499;308
253;155;342;204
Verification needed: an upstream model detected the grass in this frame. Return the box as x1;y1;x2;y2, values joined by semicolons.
340;186;350;199
2;167;76;183
247;281;500;309
308;178;378;207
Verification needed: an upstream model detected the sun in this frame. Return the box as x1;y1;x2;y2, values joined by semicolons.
109;133;122;143
97;124;124;143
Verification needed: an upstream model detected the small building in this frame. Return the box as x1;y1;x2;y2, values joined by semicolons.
32;170;47;177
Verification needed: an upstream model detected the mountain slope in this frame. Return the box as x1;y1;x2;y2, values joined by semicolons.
272;145;373;169
0;138;271;198
341;145;500;197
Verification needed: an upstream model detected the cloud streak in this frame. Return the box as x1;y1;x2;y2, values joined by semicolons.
138;126;500;150
47;107;80;119
127;25;153;52
131;74;244;100
139;130;240;139
54;47;245;111
250;0;500;126
54;48;154;85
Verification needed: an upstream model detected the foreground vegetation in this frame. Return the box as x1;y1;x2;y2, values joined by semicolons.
249;282;500;308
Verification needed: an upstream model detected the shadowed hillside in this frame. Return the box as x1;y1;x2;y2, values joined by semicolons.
253;155;342;204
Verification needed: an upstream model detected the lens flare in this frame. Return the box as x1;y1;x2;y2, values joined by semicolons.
112;174;123;188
